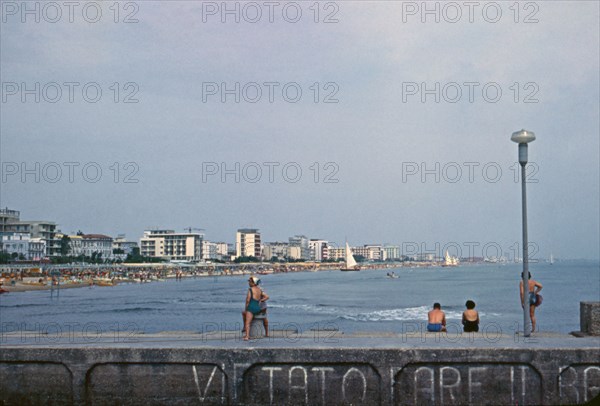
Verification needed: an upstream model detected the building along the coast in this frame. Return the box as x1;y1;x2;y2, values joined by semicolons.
236;229;261;259
1;208;59;258
383;245;401;260
263;242;289;261
328;247;346;261
141;230;202;262
0;208;20;233
112;235;138;260
309;239;329;262
202;241;229;261
0;232;29;259
289;235;310;260
363;245;384;261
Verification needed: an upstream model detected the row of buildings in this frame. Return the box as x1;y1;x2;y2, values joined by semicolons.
1;208;411;263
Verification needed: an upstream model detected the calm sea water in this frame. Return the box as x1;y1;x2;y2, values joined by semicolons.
1;261;598;337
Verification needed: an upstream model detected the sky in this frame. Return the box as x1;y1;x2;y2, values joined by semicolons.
1;0;599;260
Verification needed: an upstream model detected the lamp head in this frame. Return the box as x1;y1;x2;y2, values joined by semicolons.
511;129;536;144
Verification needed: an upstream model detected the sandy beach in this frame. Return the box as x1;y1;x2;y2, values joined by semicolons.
1;281;94;293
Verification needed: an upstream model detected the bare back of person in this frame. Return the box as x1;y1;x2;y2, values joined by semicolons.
428;309;445;324
463;309;479;322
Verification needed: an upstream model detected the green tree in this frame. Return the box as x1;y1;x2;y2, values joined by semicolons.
60;235;71;256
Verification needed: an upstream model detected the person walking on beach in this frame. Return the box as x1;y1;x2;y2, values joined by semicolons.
242;276;268;341
462;300;480;332
427;303;446;332
520;272;543;332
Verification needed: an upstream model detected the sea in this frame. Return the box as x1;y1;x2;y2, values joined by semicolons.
1;261;598;339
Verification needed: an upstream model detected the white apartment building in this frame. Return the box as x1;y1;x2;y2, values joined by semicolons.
66;234;84;256
287;246;302;260
383;245;401;260
309;239;329;262
0;232;29;259
364;245;383;261
29;238;46;260
263;242;289;261
328;247;346;261
113;236;138;260
140;230;202;261
81;234;114;259
289;235;309;260
236;229;261;258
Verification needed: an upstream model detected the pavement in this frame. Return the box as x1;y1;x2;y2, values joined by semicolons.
2;329;599;349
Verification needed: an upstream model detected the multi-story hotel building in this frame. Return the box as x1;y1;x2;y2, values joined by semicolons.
236;229;261;258
383;245;401;260
29;238;46;260
0;232;29;259
202;241;231;261
263;242;289;261
289;235;309;260
81;234;114;259
328;247;346;261
140;230;202;261
0;208;20;234
112;236;138;259
364;245;383;261
0;208;59;258
309;239;329;262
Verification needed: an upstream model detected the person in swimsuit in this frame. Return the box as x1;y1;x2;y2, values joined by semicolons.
462;300;480;332
519;272;543;332
242;276;266;341
427;303;446;332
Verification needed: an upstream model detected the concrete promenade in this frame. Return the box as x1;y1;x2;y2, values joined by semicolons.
1;330;599;405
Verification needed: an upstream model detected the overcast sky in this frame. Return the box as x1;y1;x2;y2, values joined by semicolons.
1;1;598;260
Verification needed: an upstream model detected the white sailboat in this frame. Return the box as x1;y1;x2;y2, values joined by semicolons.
441;250;459;267
549;253;554;265
340;242;360;271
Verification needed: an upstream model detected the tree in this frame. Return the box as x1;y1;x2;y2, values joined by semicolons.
60;235;71;256
354;255;366;263
0;252;12;264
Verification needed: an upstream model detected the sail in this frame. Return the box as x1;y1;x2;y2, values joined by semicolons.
345;242;358;269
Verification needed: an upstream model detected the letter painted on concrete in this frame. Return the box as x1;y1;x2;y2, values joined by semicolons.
394;363;541;405
242;363;380;405
87;363;227;404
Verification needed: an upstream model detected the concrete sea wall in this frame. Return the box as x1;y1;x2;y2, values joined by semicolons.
1;342;599;405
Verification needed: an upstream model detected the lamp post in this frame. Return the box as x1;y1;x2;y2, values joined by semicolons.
511;129;536;337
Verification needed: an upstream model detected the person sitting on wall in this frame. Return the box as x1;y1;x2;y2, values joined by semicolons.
427;303;447;332
462;300;480;332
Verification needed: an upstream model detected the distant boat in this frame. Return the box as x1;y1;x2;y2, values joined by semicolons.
550;253;554;265
387;272;399;279
441;250;459;267
340;242;360;271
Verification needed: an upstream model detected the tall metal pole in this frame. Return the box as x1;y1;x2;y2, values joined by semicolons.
519;143;531;337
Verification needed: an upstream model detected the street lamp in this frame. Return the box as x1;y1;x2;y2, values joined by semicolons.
511;129;536;337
